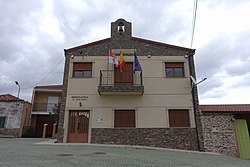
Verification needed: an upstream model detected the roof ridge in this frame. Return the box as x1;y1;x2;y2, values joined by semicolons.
0;94;24;102
200;104;250;113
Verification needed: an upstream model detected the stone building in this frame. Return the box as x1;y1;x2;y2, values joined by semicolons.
0;94;31;137
57;18;204;151
200;104;250;159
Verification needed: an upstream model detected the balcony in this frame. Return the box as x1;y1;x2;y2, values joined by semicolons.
98;70;144;95
32;103;60;113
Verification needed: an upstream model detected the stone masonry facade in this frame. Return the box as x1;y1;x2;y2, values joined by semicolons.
98;85;144;94
0;101;23;137
91;128;198;150
201;113;238;157
57;19;204;151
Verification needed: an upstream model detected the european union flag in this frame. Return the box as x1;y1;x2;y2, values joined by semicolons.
134;50;142;72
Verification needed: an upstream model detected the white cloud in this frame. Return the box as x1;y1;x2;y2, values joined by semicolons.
200;86;250;104
0;0;249;104
194;1;250;48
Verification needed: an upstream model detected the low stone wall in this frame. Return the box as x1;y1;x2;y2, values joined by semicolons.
0;128;19;137
201;113;238;157
91;128;199;150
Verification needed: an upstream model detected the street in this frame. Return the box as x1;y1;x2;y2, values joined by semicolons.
0;138;249;167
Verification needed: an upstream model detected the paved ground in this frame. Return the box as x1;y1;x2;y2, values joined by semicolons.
0;138;249;167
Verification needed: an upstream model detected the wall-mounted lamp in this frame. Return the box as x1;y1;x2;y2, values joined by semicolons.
190;76;207;87
147;54;151;58
71;55;74;59
184;51;195;58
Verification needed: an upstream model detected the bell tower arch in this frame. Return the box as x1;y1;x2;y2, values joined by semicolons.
111;18;132;39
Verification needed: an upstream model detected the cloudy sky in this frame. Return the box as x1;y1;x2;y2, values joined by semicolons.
1;0;249;104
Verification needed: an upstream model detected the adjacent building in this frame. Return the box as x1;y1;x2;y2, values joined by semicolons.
57;18;204;151
0;94;31;137
30;85;63;137
200;104;250;159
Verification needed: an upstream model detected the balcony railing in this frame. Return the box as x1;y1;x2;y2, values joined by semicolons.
98;70;144;95
32;103;59;113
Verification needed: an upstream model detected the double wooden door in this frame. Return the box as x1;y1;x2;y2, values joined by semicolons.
67;111;89;143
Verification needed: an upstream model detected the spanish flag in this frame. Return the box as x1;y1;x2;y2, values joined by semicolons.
119;51;125;72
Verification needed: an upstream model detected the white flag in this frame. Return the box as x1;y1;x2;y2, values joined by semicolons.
109;50;119;66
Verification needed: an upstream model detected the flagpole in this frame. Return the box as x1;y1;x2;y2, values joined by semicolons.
107;49;110;85
107;49;109;71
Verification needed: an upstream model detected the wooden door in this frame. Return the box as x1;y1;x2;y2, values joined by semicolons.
67;111;89;143
234;119;250;159
114;62;133;86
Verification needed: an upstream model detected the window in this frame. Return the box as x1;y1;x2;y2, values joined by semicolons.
73;63;92;78
0;117;6;128
47;96;59;112
165;63;184;77
114;110;135;128
169;109;190;127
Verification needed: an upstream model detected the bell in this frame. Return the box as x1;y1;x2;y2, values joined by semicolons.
118;25;124;32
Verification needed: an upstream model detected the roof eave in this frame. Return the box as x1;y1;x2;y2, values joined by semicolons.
131;37;195;53
65;38;111;53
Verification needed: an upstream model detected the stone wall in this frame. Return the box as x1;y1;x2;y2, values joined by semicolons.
98;85;144;94
0;128;19;137
56;52;69;142
91;128;199;151
201;113;238;157
0;101;23;137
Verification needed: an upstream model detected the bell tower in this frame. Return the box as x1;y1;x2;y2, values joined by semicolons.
111;18;132;39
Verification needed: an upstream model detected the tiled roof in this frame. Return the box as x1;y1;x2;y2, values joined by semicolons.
66;38;110;51
34;85;64;89
131;37;194;52
0;94;23;102
65;37;194;52
200;104;250;113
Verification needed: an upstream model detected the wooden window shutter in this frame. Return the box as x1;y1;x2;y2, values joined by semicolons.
73;63;92;70
73;62;92;78
114;110;135;128
0;117;6;128
169;109;190;127
165;62;183;68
